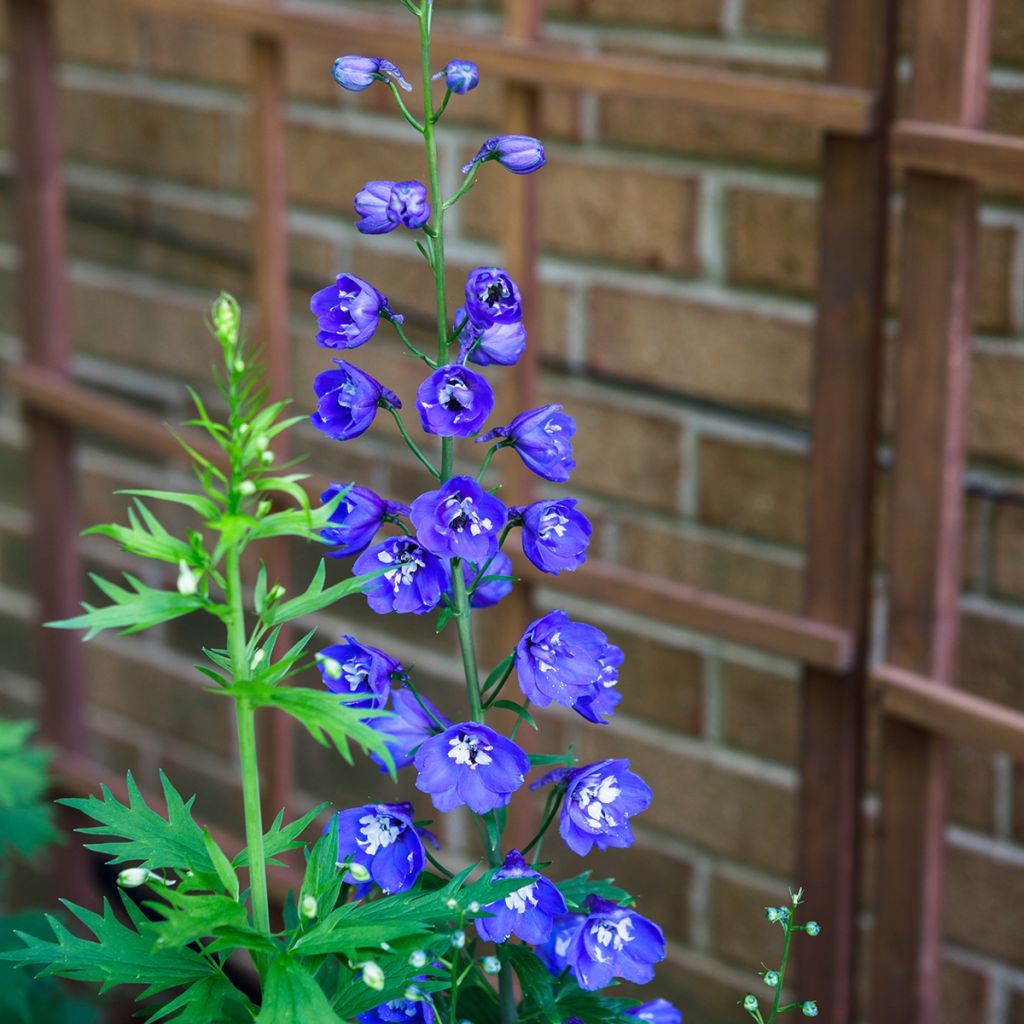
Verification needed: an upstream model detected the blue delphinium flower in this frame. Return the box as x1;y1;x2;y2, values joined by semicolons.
410;476;507;562
416;364;494;437
555;759;652;856
564;895;666;990
519;498;591;575
464;268;522;326
333;55;412;92
414;722;529;813
458;551;515;608
478;405;576;482
453;306;526;367
628;999;683;1024
370;687;452;771
432;59;479;94
316;636;402;711
515;610;611;710
355;180;430;234
462;135;546;175
358;997;433;1024
572;643;624;725
475;850;568;944
328;801;427;894
353;536;448;615
311;361;400;441
311;273;394;349
321;483;409;557
536;912;585;974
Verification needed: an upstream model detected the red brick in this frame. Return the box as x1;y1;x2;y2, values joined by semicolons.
947;744;995;834
970;348;1024;468
994;0;1024;67
992;502;1024;600
721;661;799;764
555;0;722;32
939;960;990;1024
709;869;787;969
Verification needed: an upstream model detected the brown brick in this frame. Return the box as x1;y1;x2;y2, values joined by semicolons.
710;870;787;969
561;0;722;32
994;0;1024;67
939;960;990;1024
721;661;799;764
947;744;995;834
698;437;807;547
148;21;251;88
958;609;1024;709
590;288;812;418
56;0;143;68
744;0;825;40
992;502;1024;599
461;159;700;274
970;348;1024;468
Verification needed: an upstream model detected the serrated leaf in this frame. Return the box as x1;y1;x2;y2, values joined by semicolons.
501;944;558;1023
144;891;248;952
255;955;344;1023
144;972;255;1024
264;561;388;626
0;805;60;861
556;871;634;911
233;803;328;869
116;489;221;521
202;828;239;899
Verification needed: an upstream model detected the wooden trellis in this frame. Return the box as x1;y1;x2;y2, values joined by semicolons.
6;0;1024;1019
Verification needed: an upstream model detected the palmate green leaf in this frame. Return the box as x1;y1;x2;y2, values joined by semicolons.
264;560;389;626
556;871;634;911
59;771;215;875
0;805;60;861
233;802;328;869
0;718;58;859
144;890;249;951
554;984;642;1024
255;954;344;1024
145;972;255;1024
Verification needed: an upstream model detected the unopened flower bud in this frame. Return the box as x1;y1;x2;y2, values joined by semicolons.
255;434;270;452
445;897;459;910
360;962;385;991
765;907;783;923
318;655;343;680
347;862;371;883
801;1002;818;1017
451;929;466;949
260;450;275;466
805;921;821;937
239;423;250;435
251;649;265;670
239;480;256;496
404;985;421;1001
468;900;480;913
267;584;286;601
482;956;500;975
117;868;151;888
257;499;272;517
176;561;198;596
380;942;392;952
431;59;479;95
300;893;317;919
409;950;428;968
743;995;758;1013
233;358;245;373
212;294;240;339
764;971;780;988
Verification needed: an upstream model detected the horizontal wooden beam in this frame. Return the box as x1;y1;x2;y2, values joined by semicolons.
874;663;1024;760
117;0;877;135
891;120;1024;194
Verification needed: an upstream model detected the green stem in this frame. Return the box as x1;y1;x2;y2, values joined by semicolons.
388;407;441;479
476;442;503;481
767;917;795;1023
389;316;437;367
386;79;425;133
451;561;484;725
443;167;478;210
522;790;563;861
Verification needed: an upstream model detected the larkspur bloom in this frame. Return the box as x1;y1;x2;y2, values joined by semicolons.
475;850;567;945
557;759;652;856
478;404;576;482
333;56;412;92
536;913;585;974
321;483;409;557
454;306;526;366
355;180;430;234
358;998;433;1024
520;498;591;575
462;135;546;175
316;635;402;711
457;550;515;608
572;642;624;726
354;536;448;615
628;999;683;1024
311;360;399;441
564;895;666;990
416;364;494;437
370;687;452;771
432;59;479;94
515;610;613;710
410;476;507;561
311;273;397;350
329;801;427;894
414;722;529;814
464;268;522;326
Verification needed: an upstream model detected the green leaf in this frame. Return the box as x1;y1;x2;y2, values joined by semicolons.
490;699;538;730
481;652;515;697
255;955;344;1023
201;828;239;899
501;944;559;1024
557;871;634;911
84;500;195;566
117;488;221;521
145;973;255;1024
0;805;60;861
234;803;328;869
144;890;248;952
264;561;389;625
528;753;575;768
0;720;57;859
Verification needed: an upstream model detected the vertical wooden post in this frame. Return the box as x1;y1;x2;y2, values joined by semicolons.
869;3;993;1022
796;0;897;1019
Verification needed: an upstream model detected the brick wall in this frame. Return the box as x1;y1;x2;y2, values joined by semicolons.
1;1;1023;1021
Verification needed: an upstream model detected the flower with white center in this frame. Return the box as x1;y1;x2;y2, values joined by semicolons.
327;802;426;894
474;850;566;945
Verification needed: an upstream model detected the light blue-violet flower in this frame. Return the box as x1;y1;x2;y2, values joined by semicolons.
555;759;652;856
515;610;611;710
353;536;448;615
519;498;591;575
628;999;683;1024
462;135;546;175
311;273;396;350
563;894;666;990
370;687;452;771
410;476;507;562
536;912;585;974
333;55;412;92
432;59;479;94
358;997;433;1024
454;305;526;366
328;801;426;894
316;635;402;711
413;721;529;813
474;849;568;945
311;360;399;441
464;267;522;326
354;180;430;234
478;404;576;482
416;364;494;437
573;643;624;726
455;550;515;608
321;483;409;557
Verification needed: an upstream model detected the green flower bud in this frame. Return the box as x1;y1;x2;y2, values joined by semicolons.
743;995;758;1012
347;861;371;882
117;868;150;888
176;561;198;596
317;654;343;680
300;894;317;919
451;929;466;949
239;480;256;496
409;950;428;968
764;971;780;988
482;956;500;975
801;1002;818;1017
360;962;385;991
445;897;458;910
805;921;821;937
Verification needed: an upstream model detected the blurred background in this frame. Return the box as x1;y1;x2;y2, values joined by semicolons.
1;1;1024;1022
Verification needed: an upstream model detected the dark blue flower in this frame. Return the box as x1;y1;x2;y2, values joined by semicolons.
432;59;479;94
416;364;494;437
454;306;526;366
474;850;568;945
328;801;426;894
353;536;448;615
535;912;584;974
514;610;610;710
311;273;393;350
410;476;507;562
564;895;666;990
355;180;430;234
333;56;412;92
557;759;652;856
572;643;623;726
370;687;452;771
316;635;402;710
460;551;514;608
464;268;522;326
520;498;591;575
628;999;683;1024
321;483;409;557
358;998;433;1024
311;361;400;441
414;721;529;814
478;405;575;482
462;135;546;175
